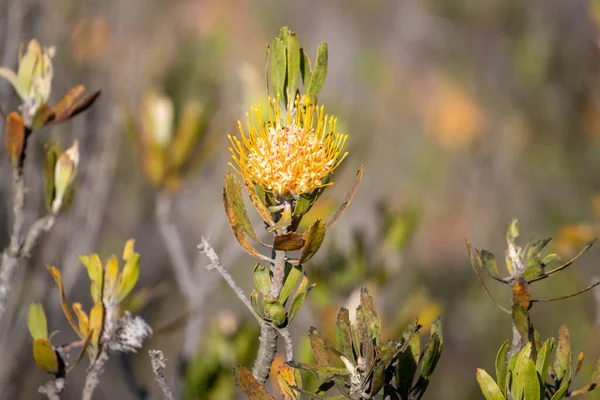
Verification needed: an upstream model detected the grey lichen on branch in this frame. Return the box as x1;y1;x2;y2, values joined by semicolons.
149;349;175;400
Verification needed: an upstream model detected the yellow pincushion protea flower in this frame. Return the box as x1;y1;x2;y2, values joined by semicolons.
229;98;348;199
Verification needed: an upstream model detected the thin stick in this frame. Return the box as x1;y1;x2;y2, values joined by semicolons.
82;350;108;400
531;281;600;303
198;238;265;325
280;328;293;362
149;350;175;400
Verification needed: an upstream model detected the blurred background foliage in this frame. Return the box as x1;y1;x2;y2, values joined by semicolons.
2;0;600;399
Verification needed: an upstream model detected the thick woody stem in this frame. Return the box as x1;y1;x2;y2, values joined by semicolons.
252;249;286;384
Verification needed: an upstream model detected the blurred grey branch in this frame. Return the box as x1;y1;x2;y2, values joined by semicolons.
156;192;216;396
149;350;175;400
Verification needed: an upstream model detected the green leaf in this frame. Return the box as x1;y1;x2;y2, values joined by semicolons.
511;304;530;344
288;274;313;322
278;264;302;305
253;264;272;296
44;142;61;211
270;37;286;102
495;339;510;395
396;323;421;399
521;266;542;281
412;331;443;398
336;308;354;363
309;327;343;365
223;172;271;262
515;346;541;400
550;386;568;400
286;32;300;100
263;295;286;327
293;194;312;217
300;48;312;88
233;366;276;399
553;325;572;384
245;180;275;227
250;290;263;320
511;342;532;400
476;368;507;400
27;302;48;340
358;287;381;345
287;362;349;380
306;42;328;97
299;220;326;264
535;338;555;382
477;249;501;279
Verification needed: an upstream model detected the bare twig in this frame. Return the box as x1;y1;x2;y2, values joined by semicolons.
156;193;197;302
531;281;600;303
38;378;65;400
280;327;293;362
82;350;109;400
22;214;56;257
0;174;56;326
198;237;265;325
149;350;175;400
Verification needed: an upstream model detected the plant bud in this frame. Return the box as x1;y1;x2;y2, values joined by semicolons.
52;140;79;213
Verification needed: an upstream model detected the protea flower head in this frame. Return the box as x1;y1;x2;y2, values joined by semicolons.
228;97;347;200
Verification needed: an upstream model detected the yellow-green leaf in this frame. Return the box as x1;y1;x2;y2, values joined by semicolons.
270;36;286;101
80;254;103;303
288;274;313;322
263;295;286;327
279;264;303;306
72;302;90;338
476;368;506;400
495;339;510;395
44;142;61;210
105;255;119;297
234;366;276;400
277;363;301;400
253;264;272;296
223;172;271;261
245;180;275;226
0;67;26;100
89;301;104;351
117;252;140;303
123;239;135;260
47;265;81;338
306;42;328;97
27;302;48;340
33;338;60;375
286;32;300;100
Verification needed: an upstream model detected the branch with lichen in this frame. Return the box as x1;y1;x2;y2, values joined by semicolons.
28;241;151;399
0;39;99;326
38;377;65;400
149;350;175;400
